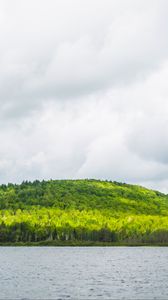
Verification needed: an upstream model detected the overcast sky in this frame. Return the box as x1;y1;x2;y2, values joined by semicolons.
0;0;168;192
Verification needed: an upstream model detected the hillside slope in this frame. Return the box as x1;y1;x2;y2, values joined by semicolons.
1;179;168;213
0;179;168;244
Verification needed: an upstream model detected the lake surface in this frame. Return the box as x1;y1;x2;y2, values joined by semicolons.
0;247;167;299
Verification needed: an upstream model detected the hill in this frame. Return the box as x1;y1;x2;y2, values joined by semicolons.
0;179;168;245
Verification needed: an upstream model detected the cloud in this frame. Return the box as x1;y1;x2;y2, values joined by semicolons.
0;0;168;191
0;0;168;112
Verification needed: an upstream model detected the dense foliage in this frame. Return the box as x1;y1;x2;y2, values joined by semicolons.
0;179;168;244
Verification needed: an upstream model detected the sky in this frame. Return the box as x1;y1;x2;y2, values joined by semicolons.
0;0;168;192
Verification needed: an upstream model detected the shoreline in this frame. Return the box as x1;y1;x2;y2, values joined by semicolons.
0;241;168;247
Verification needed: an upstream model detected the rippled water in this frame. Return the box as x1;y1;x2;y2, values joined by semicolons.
0;247;168;299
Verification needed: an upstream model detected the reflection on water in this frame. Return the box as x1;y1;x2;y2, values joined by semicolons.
0;247;168;299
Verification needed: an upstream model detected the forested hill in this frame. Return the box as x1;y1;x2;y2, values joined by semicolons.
0;179;168;245
0;179;167;214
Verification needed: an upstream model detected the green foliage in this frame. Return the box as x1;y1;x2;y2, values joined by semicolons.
0;179;168;244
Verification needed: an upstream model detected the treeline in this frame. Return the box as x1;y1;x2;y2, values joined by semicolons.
0;179;168;244
0;208;168;244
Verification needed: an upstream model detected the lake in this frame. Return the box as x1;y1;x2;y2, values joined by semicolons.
0;247;167;299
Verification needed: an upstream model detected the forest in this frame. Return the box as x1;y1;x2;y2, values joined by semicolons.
0;179;168;245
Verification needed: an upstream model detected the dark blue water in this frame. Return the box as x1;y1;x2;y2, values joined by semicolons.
0;247;167;299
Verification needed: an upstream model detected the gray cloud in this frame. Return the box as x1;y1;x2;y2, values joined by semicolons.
0;0;168;191
1;0;168;109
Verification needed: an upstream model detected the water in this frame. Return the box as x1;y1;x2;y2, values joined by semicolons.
0;247;167;299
